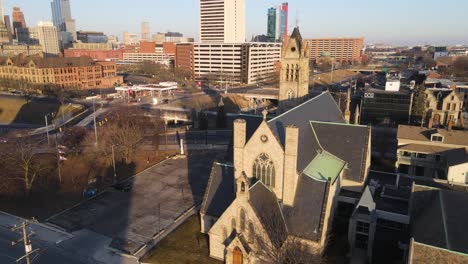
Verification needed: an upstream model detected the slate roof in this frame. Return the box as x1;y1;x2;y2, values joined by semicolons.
398;125;468;146
285;173;329;241
289;27;303;51
411;185;468;254
249;181;288;247
200;162;235;217
399;144;454;154
268;91;345;172
310;121;370;182
445;148;468;166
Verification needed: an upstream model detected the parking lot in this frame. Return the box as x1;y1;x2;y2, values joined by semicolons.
48;150;223;255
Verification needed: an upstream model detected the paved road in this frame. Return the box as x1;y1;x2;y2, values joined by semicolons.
0;212;85;264
47;151;223;259
158;130;232;145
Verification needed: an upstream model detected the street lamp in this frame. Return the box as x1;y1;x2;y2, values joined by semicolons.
44;112;55;146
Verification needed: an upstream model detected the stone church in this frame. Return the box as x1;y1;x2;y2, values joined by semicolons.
199;27;371;263
200;91;372;263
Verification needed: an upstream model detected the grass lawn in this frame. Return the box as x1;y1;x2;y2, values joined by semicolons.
142;215;222;264
312;70;360;86
53;103;85;123
0;97;27;124
0;96;84;125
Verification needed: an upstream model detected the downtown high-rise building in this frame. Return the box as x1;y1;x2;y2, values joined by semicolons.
267;2;288;42
30;21;61;56
199;0;245;43
0;0;9;43
51;0;76;45
12;7;26;39
141;21;150;41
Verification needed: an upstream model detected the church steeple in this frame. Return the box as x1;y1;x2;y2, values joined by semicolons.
278;27;310;113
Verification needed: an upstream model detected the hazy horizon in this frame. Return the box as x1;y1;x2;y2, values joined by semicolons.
3;0;468;46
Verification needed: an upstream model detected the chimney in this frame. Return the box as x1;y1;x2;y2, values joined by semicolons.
283;125;299;206
233;119;246;178
428;118;433;129
448;119;453;131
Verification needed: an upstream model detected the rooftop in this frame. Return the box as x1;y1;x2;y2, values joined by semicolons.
303;151;345;183
411;185;468;255
398;125;468;146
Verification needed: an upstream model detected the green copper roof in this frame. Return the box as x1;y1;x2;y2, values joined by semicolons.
303;151;346;183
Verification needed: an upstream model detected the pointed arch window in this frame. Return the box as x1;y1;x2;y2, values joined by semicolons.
239;208;246;231
222;226;228;242
248;222;255;242
295;64;299;81
252;153;275;188
231;218;237;233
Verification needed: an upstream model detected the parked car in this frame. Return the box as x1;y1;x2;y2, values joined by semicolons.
112;182;132;192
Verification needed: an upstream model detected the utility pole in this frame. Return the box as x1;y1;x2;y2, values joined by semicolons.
22;222;31;264
12;221;34;264
44;114;50;146
112;145;117;184
93;97;98;146
55;133;62;183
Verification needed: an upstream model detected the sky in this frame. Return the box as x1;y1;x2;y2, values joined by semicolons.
3;0;468;46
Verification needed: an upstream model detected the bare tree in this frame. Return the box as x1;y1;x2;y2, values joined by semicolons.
100;106;154;164
2;139;52;198
253;207;324;264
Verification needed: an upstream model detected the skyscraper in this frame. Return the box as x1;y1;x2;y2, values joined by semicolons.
199;0;245;43
141;21;150;41
266;2;288;42
267;8;276;42
31;21;60;56
12;7;26;39
0;0;9;43
51;0;76;44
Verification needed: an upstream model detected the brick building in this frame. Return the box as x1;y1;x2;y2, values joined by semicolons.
175;43;195;80
304;37;364;63
64;49;124;61
0;55;122;89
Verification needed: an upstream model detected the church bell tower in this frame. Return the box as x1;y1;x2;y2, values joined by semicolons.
278;27;310;113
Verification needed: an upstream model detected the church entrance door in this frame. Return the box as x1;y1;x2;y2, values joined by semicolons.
233;247;243;264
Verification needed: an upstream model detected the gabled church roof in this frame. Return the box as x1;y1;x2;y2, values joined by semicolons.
268;91;345;172
286;173;330;241
310;121;371;183
249;181;288;247
200;162;235;217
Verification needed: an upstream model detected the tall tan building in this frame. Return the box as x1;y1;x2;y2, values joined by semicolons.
304;37;364;63
30;21;61;57
199;0;245;43
279;27;310;112
141;21;150;41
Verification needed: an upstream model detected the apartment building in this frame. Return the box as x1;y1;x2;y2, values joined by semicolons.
245;42;282;84
0;55;122;89
304;37;364;63
425;87;464;127
396;125;468;184
199;0;245;43
175;43;195;80
184;42;280;85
